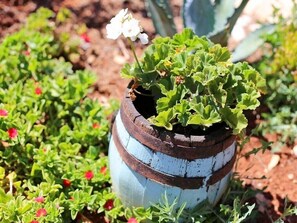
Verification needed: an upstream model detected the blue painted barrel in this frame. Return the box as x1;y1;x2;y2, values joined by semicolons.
108;92;236;209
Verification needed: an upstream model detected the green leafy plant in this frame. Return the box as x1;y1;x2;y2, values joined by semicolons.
145;0;275;62
256;3;297;149
137;178;259;223
121;28;266;135
0;7;122;223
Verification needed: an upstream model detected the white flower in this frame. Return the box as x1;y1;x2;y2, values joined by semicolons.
106;9;129;40
106;8;149;45
106;8;129;40
122;18;141;39
138;33;149;44
111;8;128;23
106;21;123;40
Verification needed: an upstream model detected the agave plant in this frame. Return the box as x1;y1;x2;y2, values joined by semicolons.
145;0;275;62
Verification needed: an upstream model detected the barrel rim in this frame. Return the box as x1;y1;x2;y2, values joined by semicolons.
120;86;236;159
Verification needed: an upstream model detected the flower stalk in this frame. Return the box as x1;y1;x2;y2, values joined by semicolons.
128;37;143;73
106;8;148;74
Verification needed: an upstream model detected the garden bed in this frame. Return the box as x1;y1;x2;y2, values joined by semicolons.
0;0;296;222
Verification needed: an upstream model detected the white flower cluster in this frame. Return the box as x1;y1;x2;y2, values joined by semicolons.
106;9;148;45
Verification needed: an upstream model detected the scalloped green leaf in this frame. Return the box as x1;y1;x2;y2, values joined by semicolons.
209;44;231;62
148;108;175;130
193;65;218;86
236;92;260;110
187;103;221;127
174;100;191;127
243;68;267;94
156;85;186;113
121;64;134;79
220;107;247;134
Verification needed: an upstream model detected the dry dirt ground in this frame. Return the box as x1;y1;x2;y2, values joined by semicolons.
0;0;296;222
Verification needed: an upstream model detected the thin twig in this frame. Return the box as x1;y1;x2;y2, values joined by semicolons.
133;88;153;97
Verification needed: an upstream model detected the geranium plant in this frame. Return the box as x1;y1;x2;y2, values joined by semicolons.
107;9;266;135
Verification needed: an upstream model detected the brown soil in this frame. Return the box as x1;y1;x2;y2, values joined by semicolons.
0;0;296;222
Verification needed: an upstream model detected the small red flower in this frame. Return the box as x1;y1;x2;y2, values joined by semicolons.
127;217;138;223
36;208;47;217
100;166;107;175
84;170;94;180
24;50;30;56
63;179;71;187
7;128;18;139
30;220;39;223
92;123;100;129
35;87;42;95
103;199;114;211
35;196;45;203
0;109;8;117
80;33;91;43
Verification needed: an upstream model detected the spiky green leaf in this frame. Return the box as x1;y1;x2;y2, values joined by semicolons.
146;0;177;37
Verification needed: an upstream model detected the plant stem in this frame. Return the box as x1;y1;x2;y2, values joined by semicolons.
128;38;143;73
207;88;221;114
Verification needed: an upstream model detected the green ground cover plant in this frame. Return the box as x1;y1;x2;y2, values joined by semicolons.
0;7;296;223
256;4;297;150
0;8;121;223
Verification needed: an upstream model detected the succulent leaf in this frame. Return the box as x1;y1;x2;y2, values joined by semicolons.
146;0;177;37
183;0;249;46
227;0;249;33
183;0;215;36
232;24;276;62
212;0;236;35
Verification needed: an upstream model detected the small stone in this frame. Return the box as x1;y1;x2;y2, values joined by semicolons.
87;55;96;64
114;55;127;65
267;154;280;172
293;145;297;156
288;173;294;180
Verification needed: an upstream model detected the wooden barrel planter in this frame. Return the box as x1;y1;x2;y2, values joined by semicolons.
108;88;237;209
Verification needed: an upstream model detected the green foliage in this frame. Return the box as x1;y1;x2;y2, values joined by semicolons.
146;0;248;46
0;7;295;223
145;0;177;37
183;0;248;46
273;197;297;223
256;5;297;149
146;0;276;62
0;8;121;222
139;178;259;223
123;29;265;134
232;24;276;62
